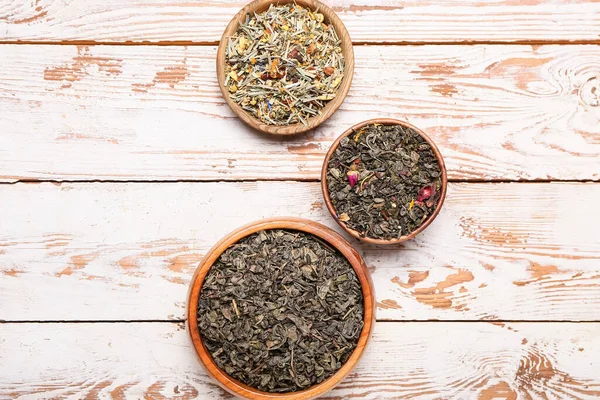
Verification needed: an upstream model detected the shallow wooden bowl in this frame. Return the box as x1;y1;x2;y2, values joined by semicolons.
321;118;448;245
187;217;375;400
216;0;354;135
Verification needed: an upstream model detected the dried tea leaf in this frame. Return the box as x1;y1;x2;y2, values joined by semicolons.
223;3;345;126
198;229;364;393
326;124;443;240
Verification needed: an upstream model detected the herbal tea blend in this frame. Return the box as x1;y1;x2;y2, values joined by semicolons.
198;229;364;393
224;3;345;126
327;123;443;240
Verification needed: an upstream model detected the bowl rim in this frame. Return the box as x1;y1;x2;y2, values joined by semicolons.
320;118;448;245
187;217;375;400
216;0;354;135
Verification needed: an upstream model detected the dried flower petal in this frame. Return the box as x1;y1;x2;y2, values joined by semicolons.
323;66;335;76
269;59;280;78
347;170;359;187
288;48;304;63
235;36;250;54
354;128;366;142
331;76;342;88
317;94;336;101
339;213;350;222
417;185;433;202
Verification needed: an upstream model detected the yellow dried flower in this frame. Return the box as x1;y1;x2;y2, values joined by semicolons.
235;36;250;54
317;94;335;101
331;76;342;88
354;128;366;142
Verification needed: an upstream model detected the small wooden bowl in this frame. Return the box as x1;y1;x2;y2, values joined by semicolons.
321;118;448;245
216;0;354;135
187;217;375;400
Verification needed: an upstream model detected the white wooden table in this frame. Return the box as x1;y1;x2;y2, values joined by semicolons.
1;1;600;398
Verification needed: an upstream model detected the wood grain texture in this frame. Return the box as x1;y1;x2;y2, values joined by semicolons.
1;321;600;399
1;181;599;322
1;0;599;43
1;44;599;182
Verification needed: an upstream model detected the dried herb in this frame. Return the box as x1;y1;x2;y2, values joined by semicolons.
327;123;443;240
198;229;364;393
224;3;345;126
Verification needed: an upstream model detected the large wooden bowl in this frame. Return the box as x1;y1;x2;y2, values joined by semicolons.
216;0;354;135
187;218;375;400
321;118;448;245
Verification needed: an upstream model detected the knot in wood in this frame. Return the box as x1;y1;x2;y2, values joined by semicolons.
579;77;600;107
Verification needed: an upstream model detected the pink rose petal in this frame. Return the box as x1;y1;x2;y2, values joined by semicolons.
417;185;433;202
347;170;359;187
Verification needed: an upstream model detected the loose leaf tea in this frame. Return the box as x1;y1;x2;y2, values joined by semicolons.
198;229;364;393
327;123;443;240
224;3;345;126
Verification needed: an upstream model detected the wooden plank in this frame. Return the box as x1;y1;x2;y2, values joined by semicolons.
1;181;599;322
1;321;599;399
1;44;599;182
1;0;600;43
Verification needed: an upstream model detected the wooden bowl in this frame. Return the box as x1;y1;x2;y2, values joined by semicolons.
321;118;448;245
216;0;354;135
187;217;375;400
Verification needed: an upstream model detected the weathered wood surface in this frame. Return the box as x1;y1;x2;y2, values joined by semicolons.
1;44;599;182
1;321;599;399
1;0;600;44
2;1;600;396
1;181;599;322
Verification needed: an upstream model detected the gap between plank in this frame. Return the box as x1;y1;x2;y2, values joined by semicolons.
0;178;598;185
2;319;600;324
0;319;186;324
0;39;599;47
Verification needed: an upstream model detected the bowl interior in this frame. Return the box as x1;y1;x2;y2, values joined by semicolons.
321;118;448;245
187;218;374;399
217;0;354;135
